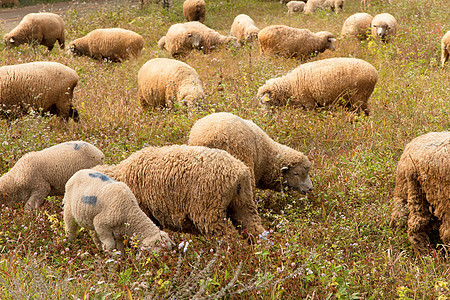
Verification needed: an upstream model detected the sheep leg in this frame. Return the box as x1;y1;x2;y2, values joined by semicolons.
390;195;409;229
25;183;51;209
439;214;450;247
114;233;126;255
93;217;116;252
442;48;449;68
89;230;103;250
64;208;79;242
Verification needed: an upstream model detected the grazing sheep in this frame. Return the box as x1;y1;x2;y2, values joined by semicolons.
258;25;335;59
183;0;206;23
340;12;373;40
0;62;79;120
3;13;65;51
441;30;450;68
304;0;344;14
93;145;266;238
287;1;306;13
137;58;205;111
0;141;105;209
371;13;398;42
64;169;174;255
230;14;260;45
1;0;18;7
188;112;313;194
257;57;378;115
159;22;238;57
68;28;144;62
389;132;450;254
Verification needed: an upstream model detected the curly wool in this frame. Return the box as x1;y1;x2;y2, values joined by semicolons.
441;31;450;68
341;13;373;40
93;145;265;238
371;13;398;42
258;25;335;59
0;61;79;120
68;28;144;62
3;13;65;51
188;112;313;194
64;169;174;254
183;0;206;23
287;1;306;14
230;14;260;44
0;141;105;209
257;57;378;115
390;132;450;254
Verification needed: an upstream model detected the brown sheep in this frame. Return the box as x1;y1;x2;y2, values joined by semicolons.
230;14;260;45
441;30;450;68
371;13;398;42
390;132;450;255
183;0;206;23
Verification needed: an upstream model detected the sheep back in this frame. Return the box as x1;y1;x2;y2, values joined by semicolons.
287;1;306;13
183;0;206;23
68;28;144;62
137;58;204;110
341;13;373;40
258;25;335;59
93;145;265;238
0;141;105;209
257;57;378;115
3;13;65;51
371;13;398;42
230;14;260;44
0;61;79;120
441;30;450;68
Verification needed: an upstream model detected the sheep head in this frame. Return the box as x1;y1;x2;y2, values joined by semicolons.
280;162;313;194
142;231;174;252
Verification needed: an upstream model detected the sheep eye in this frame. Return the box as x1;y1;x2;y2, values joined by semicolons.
294;172;299;176
188;33;192;37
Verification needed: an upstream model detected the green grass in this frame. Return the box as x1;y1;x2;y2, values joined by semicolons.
1;0;449;298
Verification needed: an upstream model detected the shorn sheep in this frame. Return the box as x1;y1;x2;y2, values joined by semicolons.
287;1;306;14
93;145;266;239
230;14;260;45
158;22;238;57
441;30;450;68
137;58;204;111
340;13;374;40
0;62;79;120
389;132;450;254
257;57;378;115
371;13;398;42
68;28;144;62
183;0;206;23
258;25;335;59
0;141;105;209
3;13;65;51
304;0;344;14
188;112;313;194
64;169;174;254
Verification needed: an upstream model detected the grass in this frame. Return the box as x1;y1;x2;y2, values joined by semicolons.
0;0;449;298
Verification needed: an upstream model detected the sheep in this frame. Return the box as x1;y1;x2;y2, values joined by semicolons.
340;13;374;40
230;14;260;45
1;0;18;7
0;141;105;210
0;61;79;121
441;30;450;68
93;145;266;239
257;25;335;60
304;0;344;14
137;58;205;111
3;13;65;51
63;169;174;255
389;132;450;254
68;28;144;62
257;57;378;115
287;1;306;14
371;13;398;42
159;22;238;57
183;0;206;23
188;112;313;194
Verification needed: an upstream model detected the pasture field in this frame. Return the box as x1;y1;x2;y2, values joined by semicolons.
0;0;449;298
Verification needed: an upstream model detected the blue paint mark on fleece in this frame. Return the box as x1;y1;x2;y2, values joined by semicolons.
65;142;84;150
82;195;97;205
89;172;115;182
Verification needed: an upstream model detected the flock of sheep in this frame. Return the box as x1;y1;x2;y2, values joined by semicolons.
0;0;449;256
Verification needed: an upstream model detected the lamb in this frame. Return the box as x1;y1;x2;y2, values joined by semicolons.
63;169;174;254
0;141;105;210
287;1;306;14
188;112;313;194
1;0;19;7
389;132;450;254
371;13;398;42
258;25;335;59
441;30;450;68
68;28;144;62
183;0;206;23
159;22;238;57
137;58;204;111
257;57;378;115
230;14;260;45
0;62;79;121
3;13;65;51
340;13;373;40
304;0;344;14
93;145;266;239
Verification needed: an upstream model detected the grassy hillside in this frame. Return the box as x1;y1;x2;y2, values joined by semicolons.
0;0;449;298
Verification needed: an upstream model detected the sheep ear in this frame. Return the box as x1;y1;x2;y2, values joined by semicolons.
281;166;289;173
328;37;336;43
187;33;192;37
261;93;271;102
9;38;14;43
